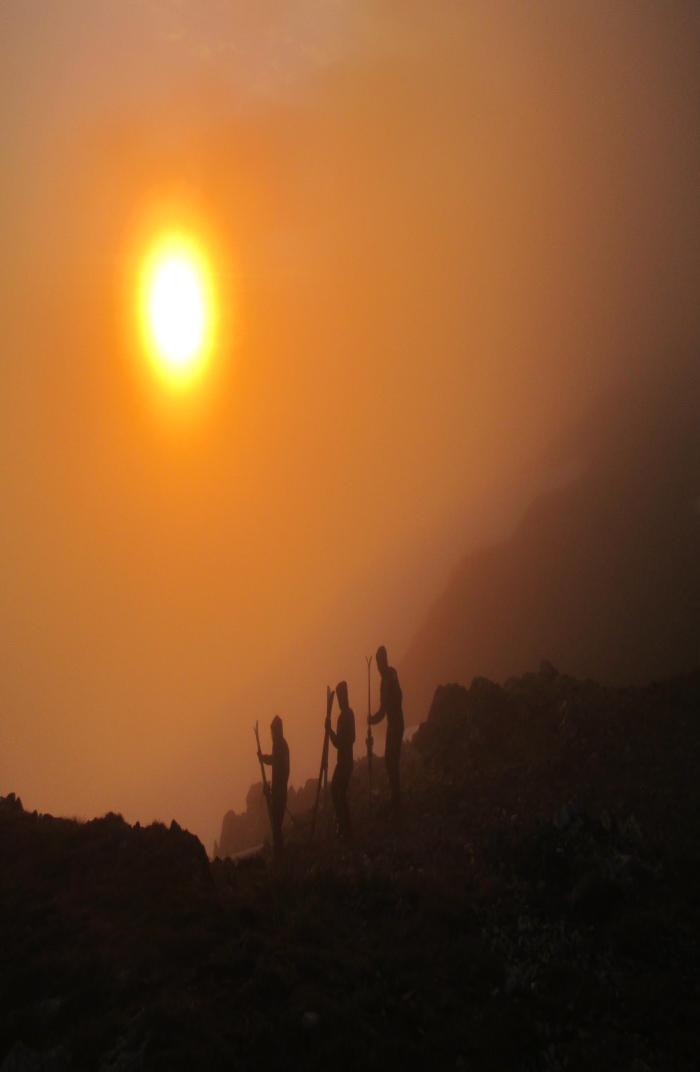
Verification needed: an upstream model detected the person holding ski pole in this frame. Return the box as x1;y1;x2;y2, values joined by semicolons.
326;680;356;841
257;716;290;862
368;645;404;824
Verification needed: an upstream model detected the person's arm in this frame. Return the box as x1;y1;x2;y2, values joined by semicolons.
368;702;385;726
325;715;339;749
369;677;387;725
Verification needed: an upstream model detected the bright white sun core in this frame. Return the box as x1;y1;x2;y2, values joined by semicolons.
140;233;216;387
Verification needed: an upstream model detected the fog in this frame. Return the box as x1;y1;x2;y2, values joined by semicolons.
2;1;698;847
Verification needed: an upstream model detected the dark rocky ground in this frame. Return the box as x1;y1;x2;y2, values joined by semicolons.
2;665;700;1070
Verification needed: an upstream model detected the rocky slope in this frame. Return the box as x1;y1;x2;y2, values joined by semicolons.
2;664;700;1070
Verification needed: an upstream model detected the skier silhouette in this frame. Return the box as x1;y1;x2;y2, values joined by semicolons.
326;680;355;841
368;645;404;822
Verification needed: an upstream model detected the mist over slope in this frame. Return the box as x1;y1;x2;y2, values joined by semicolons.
402;363;700;717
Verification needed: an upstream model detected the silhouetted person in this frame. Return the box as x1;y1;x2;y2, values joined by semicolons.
258;716;290;862
369;645;404;822
326;680;355;841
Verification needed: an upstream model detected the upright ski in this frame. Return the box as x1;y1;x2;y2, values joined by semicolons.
254;721;273;839
310;686;334;842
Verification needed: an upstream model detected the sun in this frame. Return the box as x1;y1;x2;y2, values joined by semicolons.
139;233;216;387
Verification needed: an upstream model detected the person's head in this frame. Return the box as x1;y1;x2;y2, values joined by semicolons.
336;680;349;710
271;715;283;740
376;645;388;674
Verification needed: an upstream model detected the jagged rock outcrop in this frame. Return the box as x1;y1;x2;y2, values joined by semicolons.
217;777;320;858
413;663;700;848
0;798;210;900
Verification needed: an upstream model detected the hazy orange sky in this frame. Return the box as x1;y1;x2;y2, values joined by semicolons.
2;2;699;847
